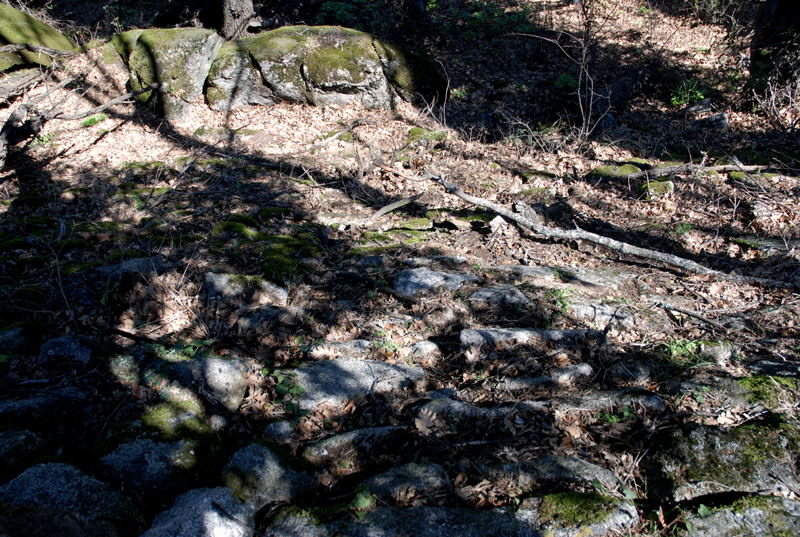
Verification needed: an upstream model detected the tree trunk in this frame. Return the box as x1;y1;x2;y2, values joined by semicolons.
222;0;256;39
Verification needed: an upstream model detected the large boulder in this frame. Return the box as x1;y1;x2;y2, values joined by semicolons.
206;26;423;111
113;28;223;120
0;4;76;72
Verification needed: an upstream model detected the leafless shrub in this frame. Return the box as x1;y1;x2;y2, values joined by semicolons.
754;76;800;133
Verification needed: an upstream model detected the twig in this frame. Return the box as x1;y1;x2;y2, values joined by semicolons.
0;43;77;58
54;84;161;120
652;301;728;331
367;194;424;222
305;118;368;151
425;173;795;290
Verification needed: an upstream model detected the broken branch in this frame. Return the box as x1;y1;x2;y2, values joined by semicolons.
426;173;795;290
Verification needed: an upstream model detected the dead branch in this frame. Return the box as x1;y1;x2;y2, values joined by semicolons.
0;43;77;58
304;118;369;151
425;173;795;290
53;83;161;121
652;301;728;331
604;163;785;182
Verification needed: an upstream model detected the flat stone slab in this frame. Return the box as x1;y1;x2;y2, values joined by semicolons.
140;487;254;537
469;285;532;307
479;455;623;494
394;267;478;296
291;358;425;410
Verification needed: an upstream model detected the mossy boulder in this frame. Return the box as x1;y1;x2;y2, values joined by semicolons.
683;496;800;537
0;4;76;72
640;179;675;200
650;423;800;502
206;25;431;111
113;28;223;120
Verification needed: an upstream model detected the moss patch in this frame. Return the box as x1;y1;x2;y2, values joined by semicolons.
407;127;447;143
0;4;76;69
587;163;641;178
538;492;619;527
737;376;798;408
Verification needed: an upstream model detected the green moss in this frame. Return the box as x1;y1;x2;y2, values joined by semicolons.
261;233;323;281
407;127;447;143
241;26;311;63
141;403;211;439
304;36;374;85
640;179;674;200
538;492;619;527
258;206;293;220
213;220;264;241
350;244;402;256
588;164;641;178
737;376;798;408
0;5;76;68
453;209;494;223
394;218;432;230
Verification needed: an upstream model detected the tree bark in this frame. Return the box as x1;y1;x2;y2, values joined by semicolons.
222;0;256;39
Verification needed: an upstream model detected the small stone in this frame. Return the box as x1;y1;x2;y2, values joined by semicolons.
263;420;296;444
140;488;253;537
307;339;372;360
204;272;288;307
172;356;249;412
394;267;478;296
37;336;92;366
0;429;45;480
222;444;315;509
302;426;410;472
100;438;197;494
95;255;165;281
607;359;653;385
409;340;443;367
361;463;452;505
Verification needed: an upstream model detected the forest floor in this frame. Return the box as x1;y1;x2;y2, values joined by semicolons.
1;1;799;536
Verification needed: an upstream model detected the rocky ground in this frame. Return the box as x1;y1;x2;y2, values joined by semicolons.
1;1;800;536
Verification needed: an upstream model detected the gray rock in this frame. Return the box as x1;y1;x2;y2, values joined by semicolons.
694;112;728;130
263;420;296;445
307;339;372;360
607;359;653;385
493;376;551;392
302;426;410;472
523;390;665;414
682;496;800;537
698;341;735;366
140;487;254;537
651;424;800;501
747;360;800;377
409;340;443;367
361;463;452;505
0;326;26;354
479;455;622;495
0;387;88;426
460;328;604;362
348;506;539;537
235;306;304;336
291;358;425;410
205;272;288;307
0;463;141;528
114;29;223;120
205;40;275;111
37;336;92;366
0;429;44;480
172;355;249;412
566;299;639;330
95;255;165;281
222;444;315;508
99;438;197;494
518;495;639;537
394;267;478;296
469;285;532;307
551;363;593;386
